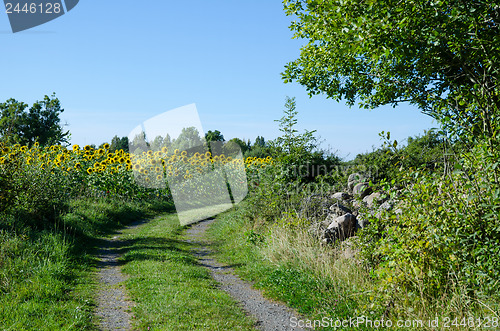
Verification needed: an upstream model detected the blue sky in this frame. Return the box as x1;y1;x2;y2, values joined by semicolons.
0;1;436;159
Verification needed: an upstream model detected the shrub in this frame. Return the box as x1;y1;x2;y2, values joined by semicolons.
359;139;500;314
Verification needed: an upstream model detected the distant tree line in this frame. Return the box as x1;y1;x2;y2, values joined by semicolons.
102;129;271;159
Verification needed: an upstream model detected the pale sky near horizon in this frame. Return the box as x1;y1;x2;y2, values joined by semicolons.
0;1;437;160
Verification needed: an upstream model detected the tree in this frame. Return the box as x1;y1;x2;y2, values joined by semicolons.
205;130;224;144
282;1;500;141
254;136;266;148
172;127;204;152
273;96;317;156
109;135;129;152
0;94;69;146
204;130;225;155
0;99;27;145
223;137;248;156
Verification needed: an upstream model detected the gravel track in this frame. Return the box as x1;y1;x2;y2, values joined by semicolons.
94;220;145;330
185;218;307;331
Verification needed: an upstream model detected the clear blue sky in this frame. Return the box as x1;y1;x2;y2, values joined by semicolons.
0;1;436;159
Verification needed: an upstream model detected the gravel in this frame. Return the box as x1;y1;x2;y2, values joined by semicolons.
185;218;308;331
94;220;145;330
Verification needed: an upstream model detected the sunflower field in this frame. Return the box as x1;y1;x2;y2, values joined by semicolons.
0;142;272;228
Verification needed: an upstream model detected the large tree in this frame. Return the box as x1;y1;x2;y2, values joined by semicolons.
282;0;500;140
0;94;69;146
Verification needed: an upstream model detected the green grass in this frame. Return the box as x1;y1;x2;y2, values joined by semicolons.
119;213;256;330
0;197;172;330
0;230;94;330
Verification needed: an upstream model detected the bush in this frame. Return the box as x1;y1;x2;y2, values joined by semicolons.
359;139;500;315
349;130;455;184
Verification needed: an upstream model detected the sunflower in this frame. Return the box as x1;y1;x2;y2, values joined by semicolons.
84;145;92;151
156;174;162;180
161;146;168;154
72;144;80;152
103;143;110;149
87;168;93;175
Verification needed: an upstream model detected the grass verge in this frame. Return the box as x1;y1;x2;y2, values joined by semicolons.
119;213;256;330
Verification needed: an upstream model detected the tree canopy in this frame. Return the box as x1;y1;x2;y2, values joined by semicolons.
0;94;69;146
282;0;499;139
205;130;224;143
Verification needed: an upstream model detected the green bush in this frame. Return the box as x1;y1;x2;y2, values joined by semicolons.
0;154;72;229
349;130;455;184
359;139;500;314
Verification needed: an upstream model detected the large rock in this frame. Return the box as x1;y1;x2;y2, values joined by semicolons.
330;191;351;201
353;182;372;199
379;200;393;211
329;202;352;216
324;213;357;242
363;192;383;208
347;173;365;193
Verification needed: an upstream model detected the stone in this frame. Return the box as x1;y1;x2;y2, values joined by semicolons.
347;173;365;193
329;202;352;216
352;182;372;199
379;200;393;211
363;192;382;208
324;213;357;242
330;191;351;201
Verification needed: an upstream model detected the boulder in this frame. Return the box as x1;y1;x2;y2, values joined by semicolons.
347;173;365;193
379;200;393;211
330;191;351;201
329;202;352;217
324;213;357;242
353;182;372;199
363;192;382;208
